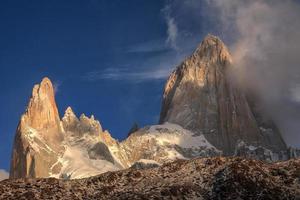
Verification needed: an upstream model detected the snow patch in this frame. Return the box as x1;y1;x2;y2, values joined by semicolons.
56;145;119;179
51;133;122;179
145;123;218;150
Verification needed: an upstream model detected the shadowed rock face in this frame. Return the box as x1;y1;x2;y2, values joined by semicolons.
10;78;64;179
159;34;287;155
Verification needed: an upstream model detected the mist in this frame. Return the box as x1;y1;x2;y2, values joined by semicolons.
205;0;300;147
163;0;300;147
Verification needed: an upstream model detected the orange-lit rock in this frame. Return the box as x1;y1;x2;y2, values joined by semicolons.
10;78;64;178
159;34;287;156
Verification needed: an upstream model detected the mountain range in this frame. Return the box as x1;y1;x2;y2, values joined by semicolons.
9;34;300;180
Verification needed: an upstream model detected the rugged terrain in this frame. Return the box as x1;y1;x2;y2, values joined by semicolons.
159;34;287;158
10;77;219;179
9;34;298;180
1;157;300;200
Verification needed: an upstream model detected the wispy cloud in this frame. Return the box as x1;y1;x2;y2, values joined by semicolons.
83;67;173;82
0;169;8;181
83;1;202;83
204;0;300;147
162;5;179;51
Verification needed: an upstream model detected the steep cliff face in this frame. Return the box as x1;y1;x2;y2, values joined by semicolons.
10;76;220;179
10;78;64;179
9;35;292;180
159;34;287;156
9;78;126;179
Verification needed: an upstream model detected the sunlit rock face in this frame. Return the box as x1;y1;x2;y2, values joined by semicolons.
159;34;287;157
9;35;292;180
9;78;125;179
9;76;220;179
10;78;65;178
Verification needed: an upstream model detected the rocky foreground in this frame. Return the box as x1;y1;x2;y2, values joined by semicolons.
1;157;300;200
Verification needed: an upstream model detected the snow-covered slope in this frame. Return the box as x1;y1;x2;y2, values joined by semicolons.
120;123;221;165
10;35;296;180
12;82;220;180
51;134;121;179
51;108;126;179
51;122;220;179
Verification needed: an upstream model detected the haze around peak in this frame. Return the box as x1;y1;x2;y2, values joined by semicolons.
162;0;300;147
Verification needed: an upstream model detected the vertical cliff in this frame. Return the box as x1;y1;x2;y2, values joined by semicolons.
159;34;287;156
10;78;64;178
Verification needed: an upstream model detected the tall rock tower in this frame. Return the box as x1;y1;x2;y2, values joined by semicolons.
159;34;287;156
10;78;64;178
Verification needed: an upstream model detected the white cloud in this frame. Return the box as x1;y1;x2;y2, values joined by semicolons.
166;17;179;51
162;5;179;51
158;0;300;147
83;67;173;82
205;0;300;147
0;169;9;181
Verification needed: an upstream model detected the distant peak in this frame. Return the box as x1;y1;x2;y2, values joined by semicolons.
199;34;226;50
21;76;61;133
64;106;76;117
62;106;79;129
193;34;232;64
32;77;55;99
203;34;220;42
41;77;52;85
80;113;86;119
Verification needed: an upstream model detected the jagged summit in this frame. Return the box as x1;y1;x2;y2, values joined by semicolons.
9;35;293;181
63;106;77;121
201;34;223;45
192;34;232;65
10;77;64;179
10;75;221;179
24;77;61;133
159;35;287;156
62;106;79;133
65;106;75;115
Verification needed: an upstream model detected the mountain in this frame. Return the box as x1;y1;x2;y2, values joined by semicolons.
2;157;300;199
10;78;123;179
10;78;64;178
9;34;295;180
159;34;287;160
10;79;219;179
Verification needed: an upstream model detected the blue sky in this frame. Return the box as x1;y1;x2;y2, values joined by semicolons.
0;0;219;171
1;0;299;173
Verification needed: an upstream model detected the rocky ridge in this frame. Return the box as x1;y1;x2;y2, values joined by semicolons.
9;34;297;180
1;157;300;200
10;79;219;179
159;34;287;158
10;78;64;179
